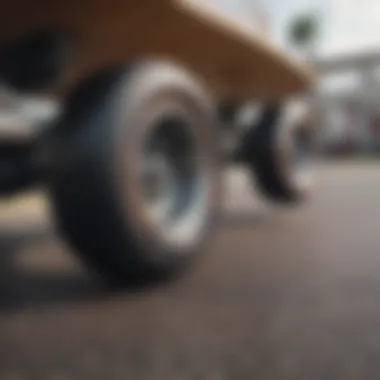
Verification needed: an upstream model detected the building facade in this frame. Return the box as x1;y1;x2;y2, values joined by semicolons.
315;50;380;154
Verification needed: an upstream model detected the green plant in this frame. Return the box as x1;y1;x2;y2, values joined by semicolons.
288;12;320;62
288;13;318;47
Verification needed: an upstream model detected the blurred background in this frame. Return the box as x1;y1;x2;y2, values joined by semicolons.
215;0;380;157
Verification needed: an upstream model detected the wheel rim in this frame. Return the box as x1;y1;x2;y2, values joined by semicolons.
291;127;314;187
293;129;311;170
139;116;208;249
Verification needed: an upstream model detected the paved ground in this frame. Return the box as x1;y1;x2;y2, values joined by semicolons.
1;162;380;379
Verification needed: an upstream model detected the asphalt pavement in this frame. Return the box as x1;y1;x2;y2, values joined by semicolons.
1;162;380;380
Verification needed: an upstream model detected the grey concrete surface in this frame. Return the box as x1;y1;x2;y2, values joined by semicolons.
1;162;380;379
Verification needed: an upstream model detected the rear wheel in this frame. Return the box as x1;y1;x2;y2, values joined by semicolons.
49;61;221;285
238;103;315;204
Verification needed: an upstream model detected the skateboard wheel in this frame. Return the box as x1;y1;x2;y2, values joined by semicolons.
250;103;315;204
48;60;221;285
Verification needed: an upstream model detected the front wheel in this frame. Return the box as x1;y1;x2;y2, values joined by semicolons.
48;60;221;285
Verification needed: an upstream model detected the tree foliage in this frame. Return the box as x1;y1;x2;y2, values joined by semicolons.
288;13;319;47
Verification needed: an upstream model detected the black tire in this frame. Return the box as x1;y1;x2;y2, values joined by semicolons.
244;103;314;204
48;61;221;286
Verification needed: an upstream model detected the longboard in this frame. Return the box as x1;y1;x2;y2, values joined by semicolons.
0;0;313;100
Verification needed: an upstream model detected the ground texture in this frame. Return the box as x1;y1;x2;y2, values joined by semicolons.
1;162;380;379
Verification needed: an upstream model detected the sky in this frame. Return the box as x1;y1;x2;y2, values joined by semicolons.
322;0;380;56
214;0;380;58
